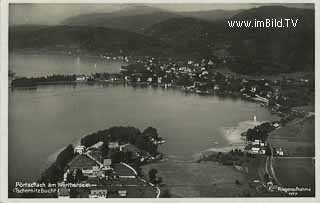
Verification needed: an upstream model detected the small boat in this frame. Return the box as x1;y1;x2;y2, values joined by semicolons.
253;115;257;122
156;140;166;144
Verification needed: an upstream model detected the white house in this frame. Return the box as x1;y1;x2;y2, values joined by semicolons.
74;145;86;154
250;147;260;154
63;169;70;182
118;190;127;197
253;140;261;145
124;76;131;81
208;60;214;65
273;122;280;129
251;87;257;93
249;147;265;155
109;142;119;150
103;158;112;167
214;85;220;91
76;75;87;81
89;189;108;198
276;148;284;156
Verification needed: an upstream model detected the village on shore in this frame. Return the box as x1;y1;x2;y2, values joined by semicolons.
11;53;313;112
10;53;315;198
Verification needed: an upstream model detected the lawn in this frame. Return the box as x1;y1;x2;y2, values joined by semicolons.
269;116;314;157
273;158;315;197
142;159;255;197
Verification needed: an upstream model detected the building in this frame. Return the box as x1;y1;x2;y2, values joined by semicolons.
68;154;99;176
103;158;112;167
118;190;127;197
76;75;87;81
273;122;280;129
124;76;131;81
119;144;141;161
89;189;108;198
276;148;284;156
63;169;70;182
247;146;266;155
93;169;106;179
250;147;260;154
252;139;265;147
214;85;220;91
109;142;119;150
74;146;86;154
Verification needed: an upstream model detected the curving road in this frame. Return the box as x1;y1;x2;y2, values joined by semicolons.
266;143;282;187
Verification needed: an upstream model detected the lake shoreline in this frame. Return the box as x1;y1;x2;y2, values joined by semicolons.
9;53;281;197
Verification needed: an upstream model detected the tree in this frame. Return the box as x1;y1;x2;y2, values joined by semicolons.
156;177;163;185
160;189;172;198
101;141;109;158
264;173;270;182
66;172;73;183
111;151;125;163
75;169;85;182
9;70;15;78
148;168;158;183
143;127;158;139
124;151;133;162
56;144;74;170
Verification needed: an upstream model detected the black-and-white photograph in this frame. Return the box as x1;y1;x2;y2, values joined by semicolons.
5;1;316;198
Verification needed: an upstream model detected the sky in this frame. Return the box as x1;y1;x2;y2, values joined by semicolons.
9;3;314;25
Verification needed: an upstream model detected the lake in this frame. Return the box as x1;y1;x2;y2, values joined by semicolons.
10;53;128;77
9;54;279;187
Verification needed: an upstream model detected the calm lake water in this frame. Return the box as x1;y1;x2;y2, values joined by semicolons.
10;53;128;77
9;54;279;186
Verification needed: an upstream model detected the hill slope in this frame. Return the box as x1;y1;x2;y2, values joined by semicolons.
145;6;314;74
9;25;170;56
61;5;241;33
62;5;180;33
10;6;314;75
180;9;242;21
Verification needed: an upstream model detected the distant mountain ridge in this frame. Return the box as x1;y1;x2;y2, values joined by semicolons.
145;6;314;73
10;6;314;75
179;9;243;21
9;26;170;56
61;5;242;33
62;11;180;33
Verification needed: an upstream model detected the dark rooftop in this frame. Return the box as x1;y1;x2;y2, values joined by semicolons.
68;154;98;169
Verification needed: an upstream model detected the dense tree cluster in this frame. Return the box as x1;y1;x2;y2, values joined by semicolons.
40;144;75;183
204;149;248;165
246;122;275;142
12;74;76;87
80;126;161;156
